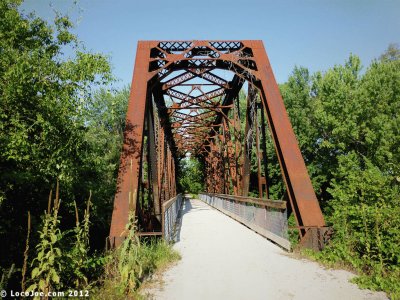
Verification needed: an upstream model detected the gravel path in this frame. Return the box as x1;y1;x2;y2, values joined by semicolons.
146;198;387;300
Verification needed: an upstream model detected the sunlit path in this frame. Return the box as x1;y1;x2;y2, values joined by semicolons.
2;4;398;297
146;198;387;300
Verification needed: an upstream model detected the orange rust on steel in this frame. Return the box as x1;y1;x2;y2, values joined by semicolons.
255;102;264;198
220;119;229;193
250;41;325;231
109;41;151;247
242;85;256;196
158;125;165;204
110;40;325;246
224;118;237;193
259;103;270;199
233;99;243;195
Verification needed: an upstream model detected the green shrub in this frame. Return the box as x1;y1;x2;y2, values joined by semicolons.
91;233;180;299
310;154;400;298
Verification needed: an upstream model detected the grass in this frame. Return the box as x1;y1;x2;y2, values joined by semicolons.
294;247;399;299
91;238;180;299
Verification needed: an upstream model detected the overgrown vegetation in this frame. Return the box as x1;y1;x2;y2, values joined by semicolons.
92;213;180;299
17;185;179;299
0;0;117;273
280;46;400;297
178;157;204;194
0;0;399;298
176;46;400;296
0;0;179;297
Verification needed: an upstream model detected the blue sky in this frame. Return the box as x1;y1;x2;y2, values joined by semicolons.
21;0;400;88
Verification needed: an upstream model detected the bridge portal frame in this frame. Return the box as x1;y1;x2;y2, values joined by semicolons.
109;40;326;248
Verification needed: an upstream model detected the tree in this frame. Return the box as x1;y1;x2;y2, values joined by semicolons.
0;0;114;280
178;157;204;194
379;43;400;62
76;87;129;247
280;50;400;295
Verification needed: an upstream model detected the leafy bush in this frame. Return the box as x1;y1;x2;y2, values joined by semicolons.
178;158;204;194
91;212;180;299
281;46;400;297
325;154;400;297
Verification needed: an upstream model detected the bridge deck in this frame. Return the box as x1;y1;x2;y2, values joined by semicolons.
145;198;387;300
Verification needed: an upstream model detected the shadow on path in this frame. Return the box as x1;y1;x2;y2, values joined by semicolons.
171;195;209;243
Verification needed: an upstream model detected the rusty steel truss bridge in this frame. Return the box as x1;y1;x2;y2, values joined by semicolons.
109;40;328;250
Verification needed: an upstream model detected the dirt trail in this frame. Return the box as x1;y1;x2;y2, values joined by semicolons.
145;198;387;300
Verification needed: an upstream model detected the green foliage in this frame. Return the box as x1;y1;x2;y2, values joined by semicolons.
0;1;129;285
327;155;400;297
287;214;299;248
233;87;286;199
0;264;15;291
26;188;63;296
379;43;400;62
178;157;204;194
78;87;129;221
281;46;400;296
14;151;175;299
21;185;116;298
141;239;181;271
118;212;143;293
1;0;398;297
67;195;91;288
91;213;180;299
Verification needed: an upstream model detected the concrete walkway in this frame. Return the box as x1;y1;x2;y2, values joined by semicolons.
147;198;387;300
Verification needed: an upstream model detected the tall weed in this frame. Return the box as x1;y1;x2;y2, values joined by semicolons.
26;185;63;296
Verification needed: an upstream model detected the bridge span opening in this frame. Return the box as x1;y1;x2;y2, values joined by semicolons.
109;41;328;250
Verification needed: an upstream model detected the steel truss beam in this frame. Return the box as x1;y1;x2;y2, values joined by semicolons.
109;40;326;249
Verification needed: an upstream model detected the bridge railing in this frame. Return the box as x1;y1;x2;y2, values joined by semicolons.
199;193;290;250
162;194;183;242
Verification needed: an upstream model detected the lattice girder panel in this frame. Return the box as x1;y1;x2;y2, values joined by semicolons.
109;40;326;248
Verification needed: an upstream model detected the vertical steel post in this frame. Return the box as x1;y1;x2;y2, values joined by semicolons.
254;97;263;198
109;42;151;246
242;86;257;196
233;97;243;195
110;40;326;249
251;41;325;238
259;104;270;199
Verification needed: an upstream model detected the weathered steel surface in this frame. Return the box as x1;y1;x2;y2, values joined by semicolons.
250;41;325;233
109;42;151;246
162;194;183;242
199;193;290;250
109;40;326;249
